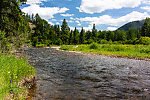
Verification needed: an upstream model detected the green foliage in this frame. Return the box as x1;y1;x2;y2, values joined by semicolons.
89;42;99;49
61;19;70;44
60;45;70;50
92;24;97;42
79;27;86;44
0;53;35;99
73;27;79;44
138;37;150;45
142;18;150;37
99;39;108;44
61;44;150;59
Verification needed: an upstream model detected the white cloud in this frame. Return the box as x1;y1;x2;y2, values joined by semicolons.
77;0;141;14
78;23;81;26
68;20;74;23
56;22;60;25
70;27;81;31
142;0;150;4
22;4;69;21
48;22;54;25
141;6;150;12
51;19;57;21
60;13;74;17
107;27;117;31
70;17;74;20
83;24;93;31
75;20;80;24
26;0;48;4
79;11;150;27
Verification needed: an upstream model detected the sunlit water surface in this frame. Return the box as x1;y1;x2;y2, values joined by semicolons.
24;48;150;100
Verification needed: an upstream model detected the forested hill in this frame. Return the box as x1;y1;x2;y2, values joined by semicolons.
118;20;145;31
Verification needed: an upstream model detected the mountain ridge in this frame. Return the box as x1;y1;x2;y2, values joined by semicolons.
118;20;145;31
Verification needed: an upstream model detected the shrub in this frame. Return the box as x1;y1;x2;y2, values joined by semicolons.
100;39;108;44
60;45;69;50
89;42;99;49
138;37;150;45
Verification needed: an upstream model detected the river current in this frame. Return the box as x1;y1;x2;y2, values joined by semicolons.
24;48;150;100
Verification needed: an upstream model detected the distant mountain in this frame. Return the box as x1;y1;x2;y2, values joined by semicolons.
118;20;145;31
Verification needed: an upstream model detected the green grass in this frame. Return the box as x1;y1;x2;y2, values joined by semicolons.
60;44;150;59
0;53;35;99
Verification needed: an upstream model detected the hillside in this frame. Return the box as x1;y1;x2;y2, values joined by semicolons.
118;20;145;31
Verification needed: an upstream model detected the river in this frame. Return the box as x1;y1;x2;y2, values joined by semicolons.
24;48;150;100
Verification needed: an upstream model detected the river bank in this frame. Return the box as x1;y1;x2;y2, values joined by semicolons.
59;44;150;61
0;50;36;100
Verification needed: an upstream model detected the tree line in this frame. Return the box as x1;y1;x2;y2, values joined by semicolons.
26;13;150;46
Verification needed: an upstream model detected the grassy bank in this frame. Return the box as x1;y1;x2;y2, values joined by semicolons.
60;43;150;59
0;53;35;99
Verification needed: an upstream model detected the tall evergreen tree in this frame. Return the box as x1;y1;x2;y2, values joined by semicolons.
92;24;97;42
73;27;79;44
61;19;70;44
141;18;150;37
79;27;85;44
85;31;93;44
0;0;27;34
69;30;73;44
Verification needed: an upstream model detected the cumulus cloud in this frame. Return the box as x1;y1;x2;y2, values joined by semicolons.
22;4;69;21
82;24;93;31
79;11;150;27
70;27;81;31
48;22;54;25
77;23;81;26
142;0;150;4
107;27;117;31
26;0;48;4
60;13;74;17
56;22;60;25
51;19;57;21
68;20;74;23
141;6;150;12
77;0;141;14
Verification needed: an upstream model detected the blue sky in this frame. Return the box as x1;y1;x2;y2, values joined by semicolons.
21;0;150;31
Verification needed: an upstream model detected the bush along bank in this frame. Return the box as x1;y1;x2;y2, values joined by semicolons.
0;53;35;100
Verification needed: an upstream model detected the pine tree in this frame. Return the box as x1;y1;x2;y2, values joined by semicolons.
69;30;73;44
85;31;93;44
92;24;97;42
73;27;79;44
142;18;150;37
61;19;70;44
79;27;85;44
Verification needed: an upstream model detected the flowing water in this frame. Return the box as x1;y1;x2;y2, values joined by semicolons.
24;48;150;100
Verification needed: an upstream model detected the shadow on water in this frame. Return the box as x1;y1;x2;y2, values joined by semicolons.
24;48;150;100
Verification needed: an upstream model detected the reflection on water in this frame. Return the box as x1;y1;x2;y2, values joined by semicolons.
25;48;150;100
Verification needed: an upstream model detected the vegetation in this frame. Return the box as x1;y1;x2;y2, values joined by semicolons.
24;14;150;46
89;42;99;49
60;44;150;59
0;53;35;99
0;0;35;99
0;0;150;98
